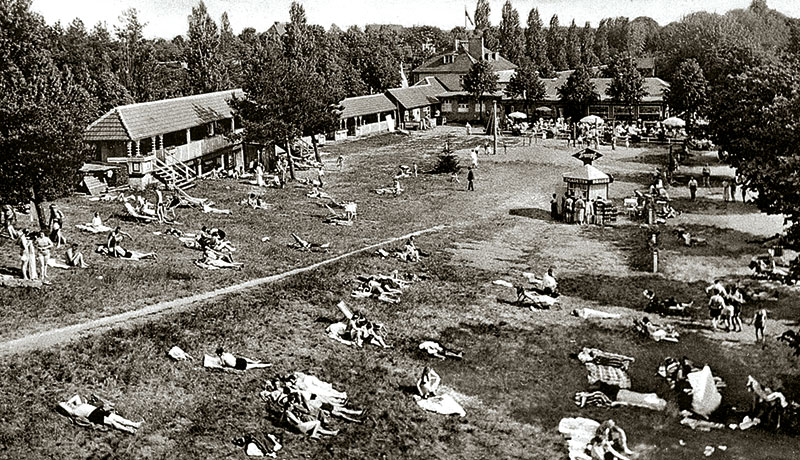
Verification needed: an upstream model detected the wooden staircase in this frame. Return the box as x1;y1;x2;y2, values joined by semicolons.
153;157;196;190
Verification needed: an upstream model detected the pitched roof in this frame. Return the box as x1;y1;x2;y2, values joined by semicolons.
386;78;446;110
85;89;243;142
563;164;612;184
410;39;517;91
508;74;668;103
339;93;396;119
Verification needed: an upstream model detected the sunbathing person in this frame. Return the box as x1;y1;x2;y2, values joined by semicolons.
57;394;142;434
66;243;89;268
417;366;441;399
594;420;634;457
419;341;463;360
107;227;132;256
353;315;392;348
289;390;363;424
526;268;559;296
95;245;156;260
216;347;270;371
281;399;339;439
202;202;231;215
198;248;242;270
515;285;556;309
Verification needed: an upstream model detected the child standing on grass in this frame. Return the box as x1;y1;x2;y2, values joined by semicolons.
467;167;475;191
752;308;767;343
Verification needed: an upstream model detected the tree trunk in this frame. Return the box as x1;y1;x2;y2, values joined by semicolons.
286;137;296;181
31;186;47;231
311;134;321;163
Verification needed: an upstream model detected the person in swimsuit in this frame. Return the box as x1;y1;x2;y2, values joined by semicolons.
57;395;142;433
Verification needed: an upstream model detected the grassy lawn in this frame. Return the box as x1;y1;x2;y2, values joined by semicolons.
1;128;798;459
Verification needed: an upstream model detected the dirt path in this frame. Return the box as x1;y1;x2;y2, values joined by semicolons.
0;225;446;357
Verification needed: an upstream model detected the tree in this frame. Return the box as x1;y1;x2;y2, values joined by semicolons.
474;0;490;30
499;0;524;64
594;19;610;63
506;58;546;113
708;56;800;244
565;20;581;69
0;0;95;229
474;0;498;51
605;54;645;119
115;8;158;101
186;1;226;94
219;12;242;86
547;15;567;70
580;21;599;66
235;3;342;181
664;59;708;131
525;8;550;72
557;65;599;120
463;60;498;122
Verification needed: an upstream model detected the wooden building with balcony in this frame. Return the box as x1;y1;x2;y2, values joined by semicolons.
84;89;244;189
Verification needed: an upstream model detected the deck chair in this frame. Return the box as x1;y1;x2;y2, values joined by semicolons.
124;202;158;222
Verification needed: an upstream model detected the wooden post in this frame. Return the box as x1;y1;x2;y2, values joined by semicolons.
492;100;498;155
286;137;296;180
135;140;141;157
127;141;132;157
151;136;157;154
186;128;191;145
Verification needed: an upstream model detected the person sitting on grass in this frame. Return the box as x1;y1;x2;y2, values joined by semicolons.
417;366;441;399
348;313;392;349
66;243;89;268
107;226;133;257
588;419;633;460
57;394;142;434
199;247;242;270
215;347;271;371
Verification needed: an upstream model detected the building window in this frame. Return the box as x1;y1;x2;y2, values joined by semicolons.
442;101;452;112
458;103;469;113
475;103;481;112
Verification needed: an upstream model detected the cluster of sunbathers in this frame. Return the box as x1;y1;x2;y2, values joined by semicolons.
375;237;422;262
261;372;363;439
350;271;412;304
326;301;391;348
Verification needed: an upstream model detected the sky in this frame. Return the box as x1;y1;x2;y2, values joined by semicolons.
30;0;800;39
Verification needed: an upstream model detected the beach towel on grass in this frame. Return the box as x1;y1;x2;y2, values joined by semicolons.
613;389;666;411
585;363;631;389
558;417;600;460
573;308;621;320
578;348;634;370
414;394;465;417
76;224;113;233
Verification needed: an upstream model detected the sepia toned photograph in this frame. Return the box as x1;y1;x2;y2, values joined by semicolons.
1;0;799;458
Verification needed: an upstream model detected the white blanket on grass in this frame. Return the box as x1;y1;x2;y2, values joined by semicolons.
76;223;113;233
414;394;465;417
47;258;72;269
558;417;600;460
573;308;621;319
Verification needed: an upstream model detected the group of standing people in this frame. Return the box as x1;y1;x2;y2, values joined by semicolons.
705;280;760;338
551;192;605;226
5;204;88;284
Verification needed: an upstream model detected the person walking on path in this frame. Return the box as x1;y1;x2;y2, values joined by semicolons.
702;164;711;188
465;122;471;135
688;177;698;201
467;167;475;191
470;148;478;169
722;180;731;202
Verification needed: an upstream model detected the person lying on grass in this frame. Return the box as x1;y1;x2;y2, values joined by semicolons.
57;394;142;434
289;233;329;251
419;341;463;360
515;285;557;309
95;245;157;261
281;399;339;439
642;290;692;316
417;366;441;399
216;347;271;371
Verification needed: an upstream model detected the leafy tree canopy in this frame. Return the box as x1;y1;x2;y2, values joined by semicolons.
557;65;599;120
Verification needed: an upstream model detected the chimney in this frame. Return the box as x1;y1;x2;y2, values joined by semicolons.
468;35;484;61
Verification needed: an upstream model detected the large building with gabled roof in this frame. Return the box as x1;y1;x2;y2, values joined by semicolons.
84;89;244;189
410;34;516;122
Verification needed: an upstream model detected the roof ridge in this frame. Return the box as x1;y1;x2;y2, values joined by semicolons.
342;93;390;101
115;88;243;112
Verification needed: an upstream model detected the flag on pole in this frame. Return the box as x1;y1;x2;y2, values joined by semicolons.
465;8;474;26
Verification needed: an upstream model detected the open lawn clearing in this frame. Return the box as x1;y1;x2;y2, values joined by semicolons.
1;128;798;459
